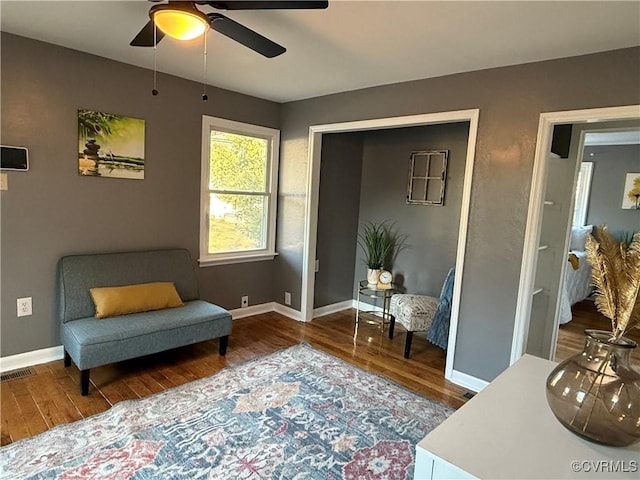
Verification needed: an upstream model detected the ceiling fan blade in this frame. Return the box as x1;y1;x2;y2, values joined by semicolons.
208;13;286;58
130;19;166;47
204;1;328;10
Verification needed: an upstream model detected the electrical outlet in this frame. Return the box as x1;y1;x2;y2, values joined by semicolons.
284;292;291;306
314;259;319;273
17;297;32;317
241;295;249;308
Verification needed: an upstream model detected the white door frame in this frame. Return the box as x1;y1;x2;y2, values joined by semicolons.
301;109;480;383
511;104;640;364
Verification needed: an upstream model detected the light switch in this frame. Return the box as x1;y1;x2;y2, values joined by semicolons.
0;173;7;191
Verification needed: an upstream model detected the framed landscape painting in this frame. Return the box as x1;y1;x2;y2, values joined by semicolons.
78;110;145;179
621;172;640;209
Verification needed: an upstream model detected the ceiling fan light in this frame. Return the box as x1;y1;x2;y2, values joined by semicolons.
153;9;208;41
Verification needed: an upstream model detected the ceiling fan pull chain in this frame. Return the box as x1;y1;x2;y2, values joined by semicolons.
202;29;208;101
152;23;159;96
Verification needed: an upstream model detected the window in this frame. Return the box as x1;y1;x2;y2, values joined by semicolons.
572;162;593;226
200;116;279;266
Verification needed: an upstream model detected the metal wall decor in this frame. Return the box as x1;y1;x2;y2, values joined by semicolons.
406;150;448;206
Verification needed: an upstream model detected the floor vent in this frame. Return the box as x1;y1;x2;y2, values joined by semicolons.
1;367;35;383
462;391;476;400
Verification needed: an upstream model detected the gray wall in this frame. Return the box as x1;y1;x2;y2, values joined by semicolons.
276;47;640;382
356;123;469;299
585;144;640;234
314;132;364;308
0;33;280;356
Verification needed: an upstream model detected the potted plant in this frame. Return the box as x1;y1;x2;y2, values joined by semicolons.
358;221;400;285
545;225;640;446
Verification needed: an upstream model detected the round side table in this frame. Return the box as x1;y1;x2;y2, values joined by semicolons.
355;280;397;329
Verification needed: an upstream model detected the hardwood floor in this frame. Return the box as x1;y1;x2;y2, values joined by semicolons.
556;299;640;363
0;309;468;446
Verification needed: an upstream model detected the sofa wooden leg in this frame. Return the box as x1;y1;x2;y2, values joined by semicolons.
64;350;71;367
389;315;396;339
219;335;229;355
404;332;413;359
80;369;90;396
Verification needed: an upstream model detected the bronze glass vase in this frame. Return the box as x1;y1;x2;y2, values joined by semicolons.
546;329;640;447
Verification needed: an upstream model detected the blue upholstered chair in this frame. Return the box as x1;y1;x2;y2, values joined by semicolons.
389;268;455;358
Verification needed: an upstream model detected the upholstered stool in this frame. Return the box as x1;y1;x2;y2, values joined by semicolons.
389;267;455;358
389;294;439;358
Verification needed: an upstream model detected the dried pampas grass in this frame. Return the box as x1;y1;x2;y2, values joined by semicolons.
585;225;640;341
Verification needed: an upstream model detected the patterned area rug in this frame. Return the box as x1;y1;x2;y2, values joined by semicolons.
1;343;454;479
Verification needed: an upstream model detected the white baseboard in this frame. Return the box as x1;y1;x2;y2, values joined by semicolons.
230;302;305;322
448;369;489;393
229;302;275;319
313;300;353;318
273;302;304;322
0;345;64;373
229;300;364;322
352;299;384;313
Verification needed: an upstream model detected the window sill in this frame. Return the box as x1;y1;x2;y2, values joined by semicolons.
198;252;278;267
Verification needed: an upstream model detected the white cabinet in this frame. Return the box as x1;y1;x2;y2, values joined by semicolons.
414;355;640;479
414;447;475;479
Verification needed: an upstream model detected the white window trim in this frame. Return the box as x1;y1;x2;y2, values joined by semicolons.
199;116;279;267
572;161;593;227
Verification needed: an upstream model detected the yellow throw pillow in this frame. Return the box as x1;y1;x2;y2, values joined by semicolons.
568;253;580;271
89;282;184;319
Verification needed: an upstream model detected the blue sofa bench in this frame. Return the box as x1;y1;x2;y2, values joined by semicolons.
58;248;232;395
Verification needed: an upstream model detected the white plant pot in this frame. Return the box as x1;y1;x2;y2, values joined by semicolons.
367;268;380;286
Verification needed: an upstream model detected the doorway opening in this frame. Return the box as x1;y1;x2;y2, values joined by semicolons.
555;125;640;363
302;109;479;386
512;105;640;364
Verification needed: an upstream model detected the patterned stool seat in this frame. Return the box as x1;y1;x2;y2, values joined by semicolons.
390;294;439;332
388;268;455;358
389;294;438;358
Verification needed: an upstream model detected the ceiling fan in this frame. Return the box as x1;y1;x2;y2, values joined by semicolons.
130;1;329;58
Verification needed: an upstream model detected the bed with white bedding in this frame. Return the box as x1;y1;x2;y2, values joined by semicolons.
558;249;593;324
558;225;594;325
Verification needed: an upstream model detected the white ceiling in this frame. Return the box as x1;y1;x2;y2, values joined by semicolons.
1;1;639;103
